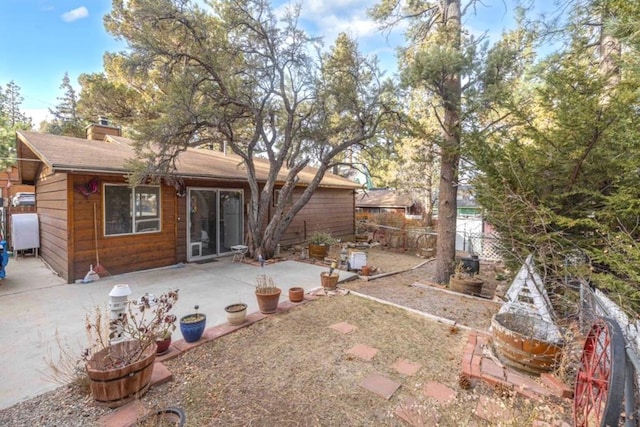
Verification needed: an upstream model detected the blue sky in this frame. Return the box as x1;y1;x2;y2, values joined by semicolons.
1;0;521;127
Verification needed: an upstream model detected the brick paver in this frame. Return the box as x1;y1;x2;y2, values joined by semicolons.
540;373;573;399
96;400;146;427
423;381;456;405
391;358;422;376
462;333;571;402
329;321;357;334
346;343;378;361
394;396;433;426
481;358;506;381
150;362;172;387
359;373;401;400
506;370;552;400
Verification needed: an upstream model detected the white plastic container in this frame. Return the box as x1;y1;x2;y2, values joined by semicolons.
348;252;367;270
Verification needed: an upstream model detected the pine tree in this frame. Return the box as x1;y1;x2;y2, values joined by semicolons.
43;73;86;137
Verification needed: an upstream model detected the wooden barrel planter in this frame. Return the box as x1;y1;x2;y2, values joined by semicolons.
491;312;564;374
320;272;339;290
308;244;329;259
449;275;484;296
86;340;157;408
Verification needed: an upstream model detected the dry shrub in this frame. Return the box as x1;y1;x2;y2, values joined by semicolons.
41;330;88;392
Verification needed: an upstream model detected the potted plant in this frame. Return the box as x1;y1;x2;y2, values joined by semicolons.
136;290;179;355
82;287;179;408
255;274;281;314
179;305;207;343
288;287;304;303
307;231;337;259
224;302;248;325
449;261;484;296
320;261;340;290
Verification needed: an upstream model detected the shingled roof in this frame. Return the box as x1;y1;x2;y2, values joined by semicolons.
16;131;360;189
355;189;415;208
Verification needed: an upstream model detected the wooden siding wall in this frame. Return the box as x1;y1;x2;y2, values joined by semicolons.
68;175;178;283
34;170;354;282
176;181;355;250
278;187;355;246
36;170;69;280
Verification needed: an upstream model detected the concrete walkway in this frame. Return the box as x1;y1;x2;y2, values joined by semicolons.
0;254;355;410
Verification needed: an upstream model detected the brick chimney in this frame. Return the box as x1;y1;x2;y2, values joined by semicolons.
86;117;121;141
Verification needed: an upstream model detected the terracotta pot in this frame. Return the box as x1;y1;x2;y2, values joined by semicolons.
320;272;339;290
156;335;172;355
225;303;247;325
255;289;281;314
360;266;371;276
289;287;304;303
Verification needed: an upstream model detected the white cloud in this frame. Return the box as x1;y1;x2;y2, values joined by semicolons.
61;6;89;23
315;14;378;41
23;109;51;128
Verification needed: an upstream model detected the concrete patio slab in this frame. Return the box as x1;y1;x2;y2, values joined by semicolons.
0;255;357;410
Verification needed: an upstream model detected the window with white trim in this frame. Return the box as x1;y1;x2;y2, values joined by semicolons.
104;185;161;236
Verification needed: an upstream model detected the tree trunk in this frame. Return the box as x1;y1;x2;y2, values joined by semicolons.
434;0;461;284
435;149;459;283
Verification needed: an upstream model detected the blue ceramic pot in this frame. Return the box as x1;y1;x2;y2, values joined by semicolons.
179;314;206;343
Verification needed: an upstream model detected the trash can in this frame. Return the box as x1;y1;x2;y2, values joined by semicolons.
461;255;480;274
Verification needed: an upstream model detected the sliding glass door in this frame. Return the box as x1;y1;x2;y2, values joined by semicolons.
187;188;243;261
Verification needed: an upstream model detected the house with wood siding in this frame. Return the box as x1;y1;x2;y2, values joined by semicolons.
356;189;423;218
15;124;360;283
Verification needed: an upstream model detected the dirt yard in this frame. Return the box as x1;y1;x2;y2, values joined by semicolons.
0;247;574;426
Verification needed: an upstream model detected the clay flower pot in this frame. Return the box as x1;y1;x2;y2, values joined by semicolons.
255;289;281;314
156;335;172;355
289;287;304;303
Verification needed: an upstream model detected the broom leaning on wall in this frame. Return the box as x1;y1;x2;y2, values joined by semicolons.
83;203;108;282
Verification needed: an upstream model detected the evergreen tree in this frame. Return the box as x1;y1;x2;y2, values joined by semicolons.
0;81;31;127
471;0;640;314
88;0;396;259
370;1;531;282
42;73;86;137
0;81;32;170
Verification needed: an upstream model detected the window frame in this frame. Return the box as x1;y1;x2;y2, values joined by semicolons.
103;184;161;236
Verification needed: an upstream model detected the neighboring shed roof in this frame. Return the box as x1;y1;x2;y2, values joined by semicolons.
16;131;360;189
355;189;415;208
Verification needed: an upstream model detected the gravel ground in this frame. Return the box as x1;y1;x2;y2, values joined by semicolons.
0;248;573;426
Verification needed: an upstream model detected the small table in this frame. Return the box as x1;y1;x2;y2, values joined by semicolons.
231;245;248;263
